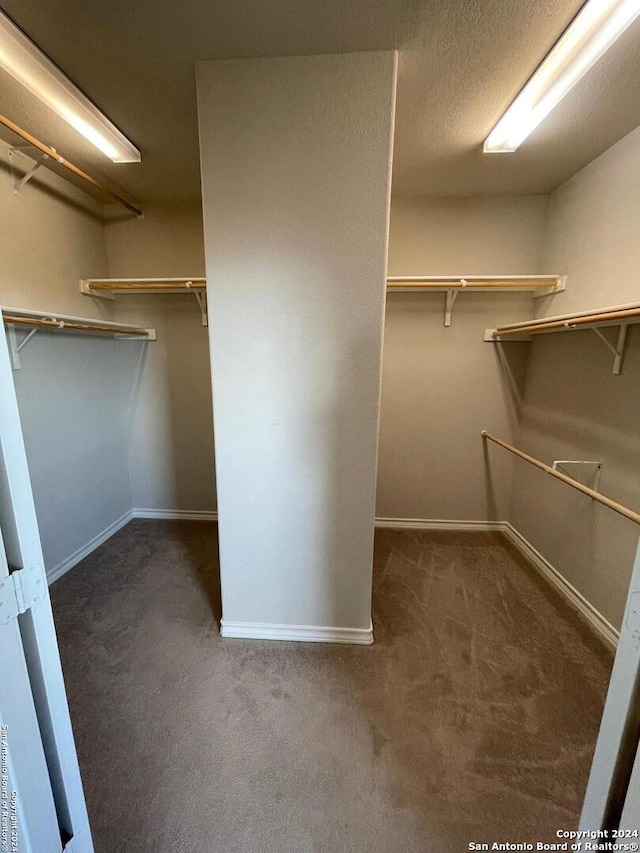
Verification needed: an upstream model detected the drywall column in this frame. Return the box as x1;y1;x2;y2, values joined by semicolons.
197;52;397;643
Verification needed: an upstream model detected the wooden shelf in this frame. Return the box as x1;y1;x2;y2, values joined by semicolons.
386;274;564;292
81;277;206;295
81;278;208;325
485;301;640;375
2;306;155;369
386;275;566;327
80;274;566;329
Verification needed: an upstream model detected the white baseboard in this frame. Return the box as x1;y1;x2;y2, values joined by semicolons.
47;509;135;584
48;508;616;650
502;523;618;650
375;517;505;532
133;508;218;521
220;619;374;645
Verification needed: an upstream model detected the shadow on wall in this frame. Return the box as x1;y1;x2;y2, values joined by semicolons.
0;153;105;223
12;329;148;573
507;329;640;629
121;293;217;513
378;291;530;523
163;299;217;512
483;338;531;520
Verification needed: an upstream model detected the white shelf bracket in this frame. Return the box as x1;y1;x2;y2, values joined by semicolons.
114;328;157;341
591;324;628;374
188;281;208;326
444;279;467;327
80;280;114;301
552;460;603;492
8;147;48;195
7;324;20;370
533;275;567;298
484;328;531;342
7;324;40;370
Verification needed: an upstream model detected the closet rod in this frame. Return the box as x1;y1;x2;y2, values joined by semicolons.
0;112;142;217
387;278;555;289
3;314;149;337
494;306;640;337
482;431;640;526
86;281;206;291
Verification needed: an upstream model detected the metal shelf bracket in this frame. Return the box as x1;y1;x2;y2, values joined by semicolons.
484;328;531;342
80;279;114;300
591;324;628;374
8;146;48;195
532;275;567;298
552;460;603;492
7;323;42;369
444;279;467;327
187;281;208;326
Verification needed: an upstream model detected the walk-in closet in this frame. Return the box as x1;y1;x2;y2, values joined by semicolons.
1;1;639;851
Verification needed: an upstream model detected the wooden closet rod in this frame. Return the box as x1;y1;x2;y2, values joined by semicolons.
0;113;143;217
87;281;206;291
482;431;640;526
3;314;148;337
494;306;640;337
387;278;554;289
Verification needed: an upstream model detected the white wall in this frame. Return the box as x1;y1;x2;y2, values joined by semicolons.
103;204;216;513
509;124;640;630
13;333;140;573
197;52;397;634
104;195;551;527
5;94;635;638
534;123;640;317
0;141;138;575
378;196;548;521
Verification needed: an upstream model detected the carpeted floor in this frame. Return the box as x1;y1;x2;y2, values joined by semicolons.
50;521;613;853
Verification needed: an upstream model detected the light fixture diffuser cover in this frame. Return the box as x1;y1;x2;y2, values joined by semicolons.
0;9;140;162
484;0;640;153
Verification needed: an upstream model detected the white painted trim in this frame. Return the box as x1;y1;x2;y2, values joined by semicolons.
502;523;618;650
220;619;374;645
46;507;616;650
47;509;134;584
1;315;95;849
46;507;217;585
375;517;505;531
132;508;218;521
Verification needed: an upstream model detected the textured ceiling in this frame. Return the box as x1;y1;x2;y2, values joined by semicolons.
1;0;640;205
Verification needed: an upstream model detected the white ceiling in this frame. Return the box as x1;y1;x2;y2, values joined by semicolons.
1;0;640;205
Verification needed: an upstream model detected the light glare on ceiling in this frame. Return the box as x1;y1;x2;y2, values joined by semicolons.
0;9;140;162
484;0;640;153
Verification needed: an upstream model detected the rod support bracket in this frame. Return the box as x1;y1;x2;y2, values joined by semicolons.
114;328;157;341
6;324;41;369
533;275;567;298
552;460;603;492
191;285;208;326
591;324;628;374
8;147;48;195
484;328;531;342
80;280;114;300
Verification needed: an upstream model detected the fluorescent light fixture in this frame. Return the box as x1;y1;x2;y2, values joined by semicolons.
484;0;640;153
0;9;140;162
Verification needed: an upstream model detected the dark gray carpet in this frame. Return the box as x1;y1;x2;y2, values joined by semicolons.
50;522;612;852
